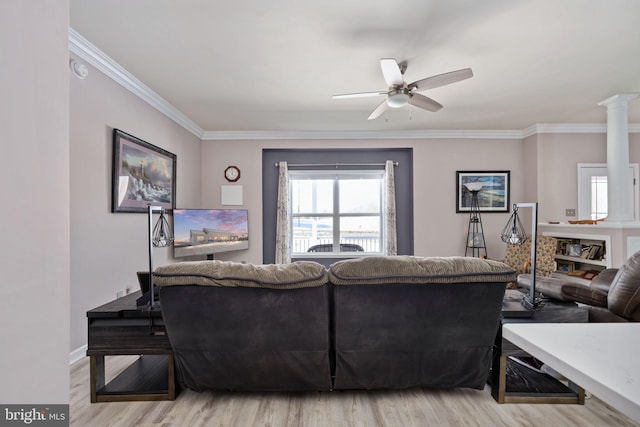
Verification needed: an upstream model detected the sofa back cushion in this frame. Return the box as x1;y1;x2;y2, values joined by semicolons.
328;255;516;285
154;260;328;289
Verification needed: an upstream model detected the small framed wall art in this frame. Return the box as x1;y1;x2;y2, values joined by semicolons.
111;129;177;213
456;170;510;213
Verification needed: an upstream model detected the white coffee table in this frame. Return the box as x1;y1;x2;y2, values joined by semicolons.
503;323;640;423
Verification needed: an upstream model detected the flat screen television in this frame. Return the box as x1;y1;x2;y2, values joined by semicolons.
173;209;249;259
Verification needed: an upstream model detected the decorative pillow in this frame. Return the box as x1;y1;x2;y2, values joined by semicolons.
328;256;516;286
502;235;557;276
153;260;328;289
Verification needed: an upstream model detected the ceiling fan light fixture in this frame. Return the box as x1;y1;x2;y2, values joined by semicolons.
387;90;410;108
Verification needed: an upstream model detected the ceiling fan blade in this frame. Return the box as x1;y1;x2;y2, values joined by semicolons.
409;68;473;92
380;58;404;87
368;100;389;120
333;91;387;99
408;93;443;112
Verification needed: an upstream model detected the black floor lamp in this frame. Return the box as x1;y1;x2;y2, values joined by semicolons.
465;182;487;258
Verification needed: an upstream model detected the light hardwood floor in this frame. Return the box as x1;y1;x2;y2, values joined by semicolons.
71;356;639;427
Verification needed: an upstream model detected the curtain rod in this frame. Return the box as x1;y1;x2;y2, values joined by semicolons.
275;161;398;168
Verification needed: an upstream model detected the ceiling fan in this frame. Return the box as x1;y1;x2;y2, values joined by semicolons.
333;58;473;120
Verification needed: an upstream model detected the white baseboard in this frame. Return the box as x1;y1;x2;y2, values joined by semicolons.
69;345;87;365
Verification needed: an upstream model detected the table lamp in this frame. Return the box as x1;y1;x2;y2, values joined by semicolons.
499;202;542;310
144;205;173;307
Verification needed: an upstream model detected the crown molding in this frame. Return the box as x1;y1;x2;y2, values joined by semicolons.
523;123;640;138
68;28;205;139
69;29;640;142
200;129;524;141
522;123;607;137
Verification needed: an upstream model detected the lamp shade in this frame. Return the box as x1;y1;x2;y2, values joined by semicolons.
500;205;527;245
464;182;484;192
152;208;173;247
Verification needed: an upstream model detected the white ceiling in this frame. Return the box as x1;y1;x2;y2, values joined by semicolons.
70;0;640;133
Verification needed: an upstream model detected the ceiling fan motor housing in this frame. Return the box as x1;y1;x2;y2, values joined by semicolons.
387;88;410;108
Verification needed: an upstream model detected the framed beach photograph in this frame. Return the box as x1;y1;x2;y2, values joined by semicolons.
111;129;176;213
582;270;599;280
456;171;510;213
557;260;575;273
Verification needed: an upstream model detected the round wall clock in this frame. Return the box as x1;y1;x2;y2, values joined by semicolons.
224;165;241;182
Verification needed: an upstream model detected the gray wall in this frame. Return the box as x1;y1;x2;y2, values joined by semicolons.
203;138;526;263
0;1;70;403
69;54;203;354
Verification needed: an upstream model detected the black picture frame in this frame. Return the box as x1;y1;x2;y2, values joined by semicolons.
111;129;176;213
456;170;510;213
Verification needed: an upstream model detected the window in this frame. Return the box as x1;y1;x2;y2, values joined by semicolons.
262;148;413;264
577;163;639;221
590;175;608;220
290;170;384;255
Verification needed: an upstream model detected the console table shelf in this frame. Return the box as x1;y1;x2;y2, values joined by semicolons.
91;355;175;402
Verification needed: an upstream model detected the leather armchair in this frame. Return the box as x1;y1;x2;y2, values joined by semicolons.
518;250;640;322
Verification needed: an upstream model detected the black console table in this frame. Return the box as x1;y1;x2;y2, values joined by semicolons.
491;290;588;404
86;292;176;402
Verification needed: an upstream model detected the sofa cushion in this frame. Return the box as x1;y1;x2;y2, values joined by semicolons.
153;260;328;289
561;284;608;307
517;274;573;301
328;256;516;285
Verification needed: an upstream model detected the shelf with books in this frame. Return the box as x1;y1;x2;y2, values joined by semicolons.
542;232;612;282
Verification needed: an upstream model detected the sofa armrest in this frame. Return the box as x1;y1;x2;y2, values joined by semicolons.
517;274;572;301
561;285;608;307
590;268;618;293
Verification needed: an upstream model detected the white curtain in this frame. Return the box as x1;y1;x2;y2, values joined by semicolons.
275;161;291;264
384;160;398;255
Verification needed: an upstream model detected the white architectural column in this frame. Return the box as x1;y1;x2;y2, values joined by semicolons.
598;94;638;222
